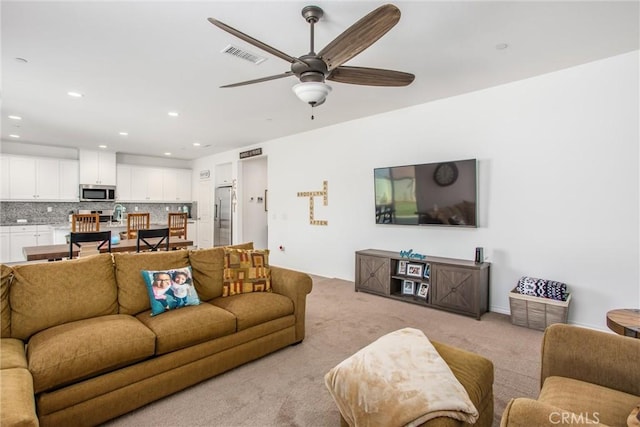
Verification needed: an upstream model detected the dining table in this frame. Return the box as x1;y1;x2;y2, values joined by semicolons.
22;236;193;261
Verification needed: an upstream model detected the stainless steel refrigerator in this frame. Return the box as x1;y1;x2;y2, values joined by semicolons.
214;186;232;246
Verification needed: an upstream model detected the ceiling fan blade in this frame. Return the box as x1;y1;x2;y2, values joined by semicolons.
318;4;401;71
327;66;414;87
208;17;297;64
220;71;295;88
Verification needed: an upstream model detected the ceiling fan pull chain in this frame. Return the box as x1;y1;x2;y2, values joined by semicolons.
310;105;315;120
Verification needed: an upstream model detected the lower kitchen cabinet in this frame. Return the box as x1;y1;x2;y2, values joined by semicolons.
1;225;53;263
355;249;490;319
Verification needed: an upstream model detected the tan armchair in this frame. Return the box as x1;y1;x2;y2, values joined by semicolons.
501;323;640;427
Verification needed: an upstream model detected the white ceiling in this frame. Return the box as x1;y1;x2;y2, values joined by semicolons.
2;1;638;160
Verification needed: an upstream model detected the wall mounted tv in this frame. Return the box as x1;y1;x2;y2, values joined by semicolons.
374;159;477;227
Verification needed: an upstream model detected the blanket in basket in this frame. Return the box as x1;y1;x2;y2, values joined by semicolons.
516;276;568;301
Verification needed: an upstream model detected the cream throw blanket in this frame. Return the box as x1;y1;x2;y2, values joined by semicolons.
324;328;478;427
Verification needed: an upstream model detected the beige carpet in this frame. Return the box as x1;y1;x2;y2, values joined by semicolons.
103;275;543;427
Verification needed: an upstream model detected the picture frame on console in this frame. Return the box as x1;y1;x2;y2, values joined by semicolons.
407;263;424;278
397;260;408;275
402;280;415;295
416;282;429;299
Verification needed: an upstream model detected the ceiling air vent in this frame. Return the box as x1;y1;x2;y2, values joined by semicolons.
221;44;266;65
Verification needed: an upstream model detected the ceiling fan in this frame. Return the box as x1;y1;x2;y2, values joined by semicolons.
208;4;415;109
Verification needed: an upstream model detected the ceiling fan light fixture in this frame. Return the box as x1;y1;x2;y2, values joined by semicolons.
292;81;332;106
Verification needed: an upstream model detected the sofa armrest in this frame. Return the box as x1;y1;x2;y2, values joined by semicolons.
541;324;640;396
1;368;39;427
501;398;611;427
270;266;313;342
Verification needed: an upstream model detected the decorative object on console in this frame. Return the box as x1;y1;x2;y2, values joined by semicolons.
475;247;484;264
402;280;415;295
222;248;271;296
397;260;408;275
406;263;424;278
399;249;426;260
297;180;328;226
141;266;200;316
417;282;429;299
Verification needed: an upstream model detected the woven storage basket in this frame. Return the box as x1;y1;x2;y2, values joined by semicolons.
509;287;571;331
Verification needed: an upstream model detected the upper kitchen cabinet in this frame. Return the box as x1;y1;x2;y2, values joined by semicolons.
79;150;116;185
131;167;164;202
117;165;192;202
0;155;79;201
163;168;192;202
59;159;80;201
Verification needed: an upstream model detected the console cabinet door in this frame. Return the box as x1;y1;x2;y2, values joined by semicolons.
355;253;390;295
432;264;480;316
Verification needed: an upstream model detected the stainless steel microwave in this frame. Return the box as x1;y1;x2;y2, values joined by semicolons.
79;184;116;202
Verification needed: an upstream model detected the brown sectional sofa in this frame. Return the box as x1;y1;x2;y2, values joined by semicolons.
0;243;312;427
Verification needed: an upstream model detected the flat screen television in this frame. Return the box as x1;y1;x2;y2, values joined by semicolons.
374;159;477;227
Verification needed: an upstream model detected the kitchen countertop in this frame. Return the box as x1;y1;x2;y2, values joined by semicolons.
2;220;195;228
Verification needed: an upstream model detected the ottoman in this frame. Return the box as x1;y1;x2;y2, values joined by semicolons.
325;328;494;427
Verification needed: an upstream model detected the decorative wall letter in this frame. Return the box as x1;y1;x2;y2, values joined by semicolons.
297;181;328;226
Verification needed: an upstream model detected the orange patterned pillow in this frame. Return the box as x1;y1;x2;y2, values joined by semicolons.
222;248;271;297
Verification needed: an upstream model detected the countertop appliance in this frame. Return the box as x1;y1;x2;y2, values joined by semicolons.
80;184;116;202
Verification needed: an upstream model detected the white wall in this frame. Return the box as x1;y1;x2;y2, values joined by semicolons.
200;51;639;331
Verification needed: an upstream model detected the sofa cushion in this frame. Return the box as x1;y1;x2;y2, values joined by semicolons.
27;314;156;394
539;376;640;427
141;266;200;316
10;254;118;340
114;250;190;315
211;292;293;331
222;248;271;297
188;242;254;301
135;302;236;355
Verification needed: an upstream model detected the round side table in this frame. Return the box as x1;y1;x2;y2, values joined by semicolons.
606;309;640;338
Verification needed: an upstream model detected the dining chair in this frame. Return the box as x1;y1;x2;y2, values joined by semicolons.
136;227;170;252
69;231;111;259
126;212;150;239
72;213;100;232
168;212;188;239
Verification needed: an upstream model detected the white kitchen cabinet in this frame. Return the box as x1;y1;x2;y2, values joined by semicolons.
131;167;164;202
59;159;80;201
79;150;116;185
162;168;192;202
1;156;10;200
116;165;132;201
6;156;62;201
8;225;53;263
53;227;70;245
0;227;10;263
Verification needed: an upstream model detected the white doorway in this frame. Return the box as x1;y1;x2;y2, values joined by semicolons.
241;157;268;249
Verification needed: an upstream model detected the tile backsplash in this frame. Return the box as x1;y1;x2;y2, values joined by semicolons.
1;202;192;225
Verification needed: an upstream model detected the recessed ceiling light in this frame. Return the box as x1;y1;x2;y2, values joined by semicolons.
192;142;201;147
168;111;179;117
119;132;128;136
496;43;509;50
164;152;172;156
67;91;83;98
9;134;20;138
98;145;107;149
8;115;22;120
